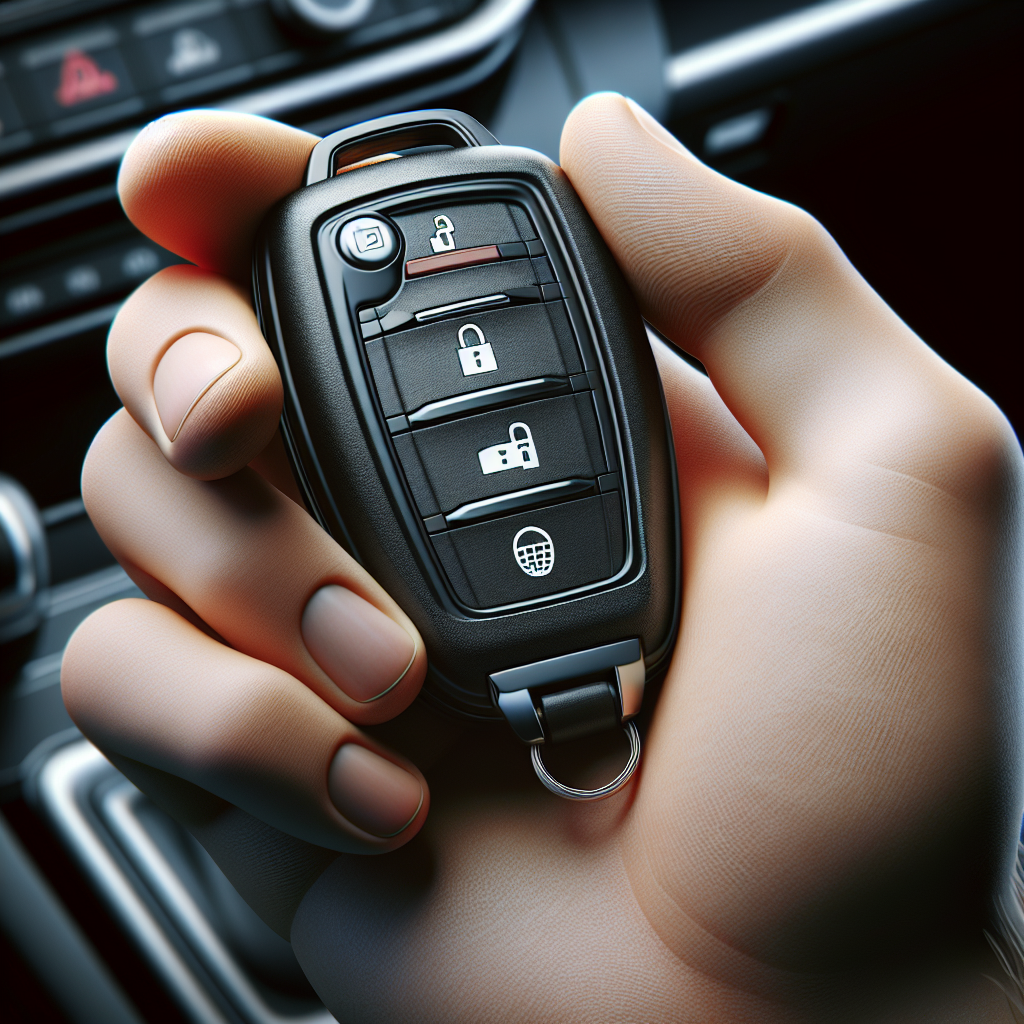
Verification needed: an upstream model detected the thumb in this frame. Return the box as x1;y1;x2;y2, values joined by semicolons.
559;94;974;489
560;93;790;353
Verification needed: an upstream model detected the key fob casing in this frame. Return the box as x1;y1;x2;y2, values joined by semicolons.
254;111;679;764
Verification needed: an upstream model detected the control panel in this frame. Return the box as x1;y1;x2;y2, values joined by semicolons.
0;0;475;162
331;192;627;609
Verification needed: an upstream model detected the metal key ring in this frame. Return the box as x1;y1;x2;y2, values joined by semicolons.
530;721;641;801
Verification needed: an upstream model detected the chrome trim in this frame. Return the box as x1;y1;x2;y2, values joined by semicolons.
615;654;646;721
0;0;533;202
414;292;509;321
0;183;119;236
40;496;87;527
44;563;138;619
0;489;37;606
282;0;375;34
53;98;145;137
133;0;228;36
22;27;121;68
496;688;544;744
36;740;333;1024
101;781;334;1024
490;637;642;694
0;130;140;202
0;0;122;34
12;651;65;694
665;0;954;94
445;477;595;525
0;807;142;1024
35;742;229;1024
222;0;532;118
0;474;49;644
300;23;517;139
11;565;141;699
408;376;567;425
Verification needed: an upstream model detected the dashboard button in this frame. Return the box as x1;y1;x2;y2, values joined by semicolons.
25;33;137;120
0;81;26;139
136;14;248;89
431;493;624;607
274;0;376;36
393;393;606;516
365;302;581;417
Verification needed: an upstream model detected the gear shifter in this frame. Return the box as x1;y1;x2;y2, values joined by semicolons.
254;110;679;798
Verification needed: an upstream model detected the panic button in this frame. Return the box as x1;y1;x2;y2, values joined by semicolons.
431;494;625;607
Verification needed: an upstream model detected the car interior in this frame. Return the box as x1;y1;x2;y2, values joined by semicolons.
0;0;1021;1020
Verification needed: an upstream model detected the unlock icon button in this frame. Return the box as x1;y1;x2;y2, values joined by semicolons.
457;323;498;376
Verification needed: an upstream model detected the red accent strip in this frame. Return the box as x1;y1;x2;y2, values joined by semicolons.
405;245;502;278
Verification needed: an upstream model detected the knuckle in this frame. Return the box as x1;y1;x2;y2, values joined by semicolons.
60;599;134;720
948;393;1022;492
902;382;1023;512
185;668;297;771
776;201;833;263
108;265;184;350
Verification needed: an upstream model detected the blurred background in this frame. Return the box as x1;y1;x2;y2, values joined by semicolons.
0;1;1020;1021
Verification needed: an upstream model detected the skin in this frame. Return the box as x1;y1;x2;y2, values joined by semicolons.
60;96;1023;1022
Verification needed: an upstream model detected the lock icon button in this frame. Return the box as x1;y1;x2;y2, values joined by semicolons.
457;323;498;376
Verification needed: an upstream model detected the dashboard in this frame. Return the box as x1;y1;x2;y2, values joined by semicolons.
0;0;1020;1021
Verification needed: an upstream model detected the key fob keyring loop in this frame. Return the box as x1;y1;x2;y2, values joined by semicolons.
305;109;499;185
532;721;642;801
254;109;681;800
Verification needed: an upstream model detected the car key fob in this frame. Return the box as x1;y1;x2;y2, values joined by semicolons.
254;110;679;799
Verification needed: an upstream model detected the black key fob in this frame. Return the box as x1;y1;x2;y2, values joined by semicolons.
254;110;679;799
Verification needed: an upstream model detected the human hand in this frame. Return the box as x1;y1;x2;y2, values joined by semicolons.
62;95;1024;1022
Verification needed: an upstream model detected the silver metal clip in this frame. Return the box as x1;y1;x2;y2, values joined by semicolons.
491;639;645;801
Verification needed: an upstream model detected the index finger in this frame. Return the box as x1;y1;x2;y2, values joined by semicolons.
110;112;317;477
118;110;318;282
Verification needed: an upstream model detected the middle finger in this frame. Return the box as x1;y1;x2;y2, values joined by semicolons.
83;408;426;725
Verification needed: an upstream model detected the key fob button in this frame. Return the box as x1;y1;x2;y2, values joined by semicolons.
431;494;625;608
392;202;535;261
393;394;606;517
373;257;543;327
365;302;582;419
337;216;399;269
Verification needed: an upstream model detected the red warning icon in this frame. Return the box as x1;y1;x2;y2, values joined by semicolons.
55;49;118;108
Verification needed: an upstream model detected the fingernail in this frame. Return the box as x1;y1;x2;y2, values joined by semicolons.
153;332;241;441
302;585;416;702
328;744;423;837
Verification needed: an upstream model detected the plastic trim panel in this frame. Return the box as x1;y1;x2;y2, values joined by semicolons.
0;0;533;202
34;739;333;1024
